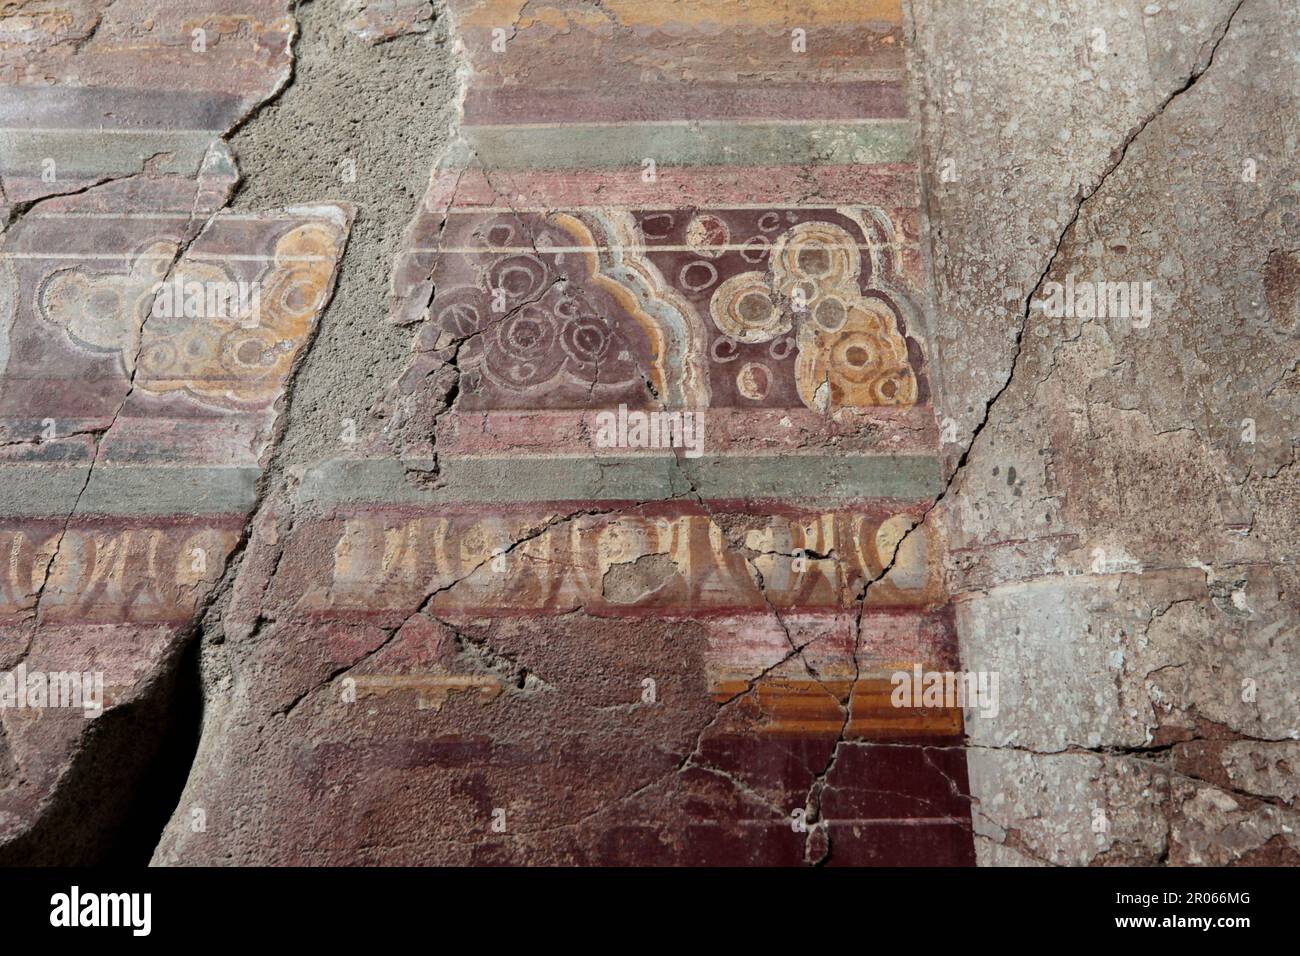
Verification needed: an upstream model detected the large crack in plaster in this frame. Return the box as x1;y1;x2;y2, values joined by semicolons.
795;0;1254;866
76;0;1280;865
0;3;361;861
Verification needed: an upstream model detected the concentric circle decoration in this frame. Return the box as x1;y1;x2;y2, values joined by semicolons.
482;218;517;247
736;362;771;401
640;213;675;240
260;265;324;326
487;253;549;305
220;326;282;376
812;294;848;332
430;286;485;339
768;335;797;360
771;222;860;290
561;316;611;365
136;338;180;378
709;272;791;343
795;299;917;409
685;213;730;259
484;303;564;389
740;235;771;263
553;294;581;321
679;259;719;293
710;336;742;363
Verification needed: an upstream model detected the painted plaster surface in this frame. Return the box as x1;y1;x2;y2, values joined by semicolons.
0;0;1295;866
0;0;352;862
147;0;973;867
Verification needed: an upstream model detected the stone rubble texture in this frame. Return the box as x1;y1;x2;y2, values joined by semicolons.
0;0;1293;866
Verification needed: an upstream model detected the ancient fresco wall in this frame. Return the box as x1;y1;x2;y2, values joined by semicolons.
0;0;1295;866
0;2;353;861
150;0;975;866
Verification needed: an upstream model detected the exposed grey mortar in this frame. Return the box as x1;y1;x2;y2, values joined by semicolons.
226;0;458;472
190;0;457;667
147;0;460;860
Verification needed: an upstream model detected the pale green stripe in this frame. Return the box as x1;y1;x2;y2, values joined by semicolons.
0;465;259;517
297;455;941;507
0;130;219;179
0;465;88;518
458;121;913;170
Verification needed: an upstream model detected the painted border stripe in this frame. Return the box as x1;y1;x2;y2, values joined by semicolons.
297;455;942;507
0;130;217;178
0;465;259;517
458;121;912;170
0;87;245;129
462;81;907;125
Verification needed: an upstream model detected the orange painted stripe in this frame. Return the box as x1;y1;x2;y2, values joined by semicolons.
712;677;964;737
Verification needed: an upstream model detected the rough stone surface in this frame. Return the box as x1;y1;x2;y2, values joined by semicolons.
914;0;1299;865
0;0;1294;866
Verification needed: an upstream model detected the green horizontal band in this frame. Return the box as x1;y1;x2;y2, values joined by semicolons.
297;453;941;507
457;120;913;170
